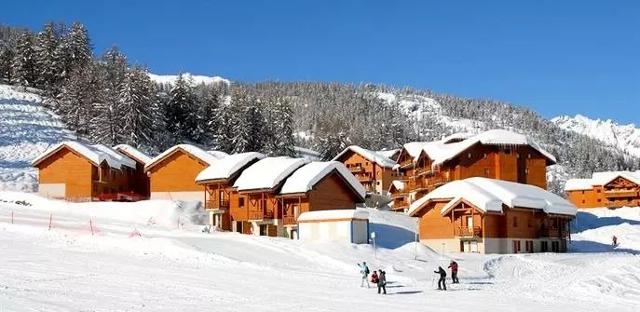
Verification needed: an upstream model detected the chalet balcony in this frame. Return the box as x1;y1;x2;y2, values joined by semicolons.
399;160;414;169
206;199;230;211
355;173;374;183
455;226;482;237
408;178;426;191
415;167;433;176
283;215;297;225
248;209;275;221
349;166;365;173
603;189;639;198
538;227;568;238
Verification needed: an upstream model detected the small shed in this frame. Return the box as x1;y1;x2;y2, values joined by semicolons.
297;209;369;244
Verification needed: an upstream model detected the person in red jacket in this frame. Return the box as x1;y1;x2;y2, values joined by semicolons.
448;260;459;284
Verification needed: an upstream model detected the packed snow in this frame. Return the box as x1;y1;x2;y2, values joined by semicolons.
408;177;577;217
1;191;638;311
148;73;231;86
279;161;366;197
0;85;76;192
553;114;640;158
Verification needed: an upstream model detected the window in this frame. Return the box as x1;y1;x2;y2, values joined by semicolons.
597;199;602;203
596;189;601;193
541;241;549;252
582;200;586;204
238;197;245;207
581;191;585;194
512;217;518;227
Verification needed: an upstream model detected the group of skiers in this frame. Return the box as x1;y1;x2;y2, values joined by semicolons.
358;260;460;293
358;262;387;294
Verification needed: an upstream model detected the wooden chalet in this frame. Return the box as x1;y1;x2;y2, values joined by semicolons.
390;130;556;212
408;177;577;254
145;144;227;203
32;141;141;201
565;171;640;208
333;145;397;195
114;144;151;199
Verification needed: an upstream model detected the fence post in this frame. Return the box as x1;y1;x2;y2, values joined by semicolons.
11;211;14;224
90;219;95;236
48;213;53;230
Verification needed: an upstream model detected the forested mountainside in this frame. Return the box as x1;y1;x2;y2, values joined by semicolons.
1;22;638;195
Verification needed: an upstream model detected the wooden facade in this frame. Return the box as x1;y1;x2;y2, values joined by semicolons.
33;145;141;202
566;175;640;208
114;146;150;199
391;143;552;212
333;147;396;195
413;199;572;254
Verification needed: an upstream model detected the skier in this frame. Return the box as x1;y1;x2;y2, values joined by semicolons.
448;260;459;284
358;262;370;288
612;235;618;246
434;266;447;290
377;270;387;295
370;270;379;284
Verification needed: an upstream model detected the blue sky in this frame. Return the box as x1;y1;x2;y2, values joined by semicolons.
2;0;639;123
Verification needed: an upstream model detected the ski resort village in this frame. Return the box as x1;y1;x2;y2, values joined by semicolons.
1;7;640;312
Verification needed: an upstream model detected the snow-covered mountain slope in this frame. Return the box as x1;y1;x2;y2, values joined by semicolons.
0;85;76;191
149;72;230;86
552;114;640;158
0;192;638;311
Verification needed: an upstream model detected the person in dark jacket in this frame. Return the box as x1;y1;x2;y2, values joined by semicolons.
435;266;447;290
448;260;459;284
377;270;387;294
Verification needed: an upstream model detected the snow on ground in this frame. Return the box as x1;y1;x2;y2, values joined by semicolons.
1;192;639;311
0;85;76;192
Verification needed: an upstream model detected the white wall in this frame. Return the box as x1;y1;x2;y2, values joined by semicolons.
300;220;368;244
38;183;65;199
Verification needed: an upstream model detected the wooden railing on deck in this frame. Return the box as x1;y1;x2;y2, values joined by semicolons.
455;226;482;237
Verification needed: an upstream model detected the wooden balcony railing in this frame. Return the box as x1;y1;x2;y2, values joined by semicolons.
415;167;432;176
206;199;230;210
350;166;365;173
283;215;297;225
603;190;639;198
355;173;373;182
248;209;274;221
538;227;567;238
455;226;482;237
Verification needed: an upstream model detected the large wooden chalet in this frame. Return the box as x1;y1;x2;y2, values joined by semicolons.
333;145;397;195
390;130;556;212
565;171;640;208
196;156;366;238
145;144;227;203
32;141;149;201
408;177;577;254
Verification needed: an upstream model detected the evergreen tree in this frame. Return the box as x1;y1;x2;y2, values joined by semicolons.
58;22;92;79
195;85;222;146
0;45;14;84
11;32;37;86
119;67;157;147
164;74;197;143
34;22;62;91
271;96;295;156
57;63;102;135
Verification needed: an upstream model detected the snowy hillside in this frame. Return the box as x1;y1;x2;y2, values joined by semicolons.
1;191;639;311
149;73;230;86
552;114;640;158
0;85;75;192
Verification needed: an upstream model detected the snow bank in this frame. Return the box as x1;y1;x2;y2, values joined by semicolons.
408;177;577;217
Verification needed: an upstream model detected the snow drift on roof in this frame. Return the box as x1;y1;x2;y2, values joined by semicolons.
279;161;366;199
408;177;577;217
145;144;225;170
32;141;136;169
297;209;369;222
389;180;405;192
114;144;152;164
333;145;396;168
234;157;308;191
377;149;400;160
195;152;265;183
564;171;640;191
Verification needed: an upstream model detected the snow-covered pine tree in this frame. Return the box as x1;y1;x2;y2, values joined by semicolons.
229;89;266;153
316;130;349;161
11;32;37;87
119;67;157;147
34;22;62;92
272;96;295;156
58;22;92;80
195;85;222;146
57;62;102;135
0;45;14;84
164;74;198;144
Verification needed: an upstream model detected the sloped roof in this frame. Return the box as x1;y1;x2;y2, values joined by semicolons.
333;145;396;168
32;141;136;169
145;144;225;171
297;209;369;222
408;177;577;217
114;144;152;165
377;148;400;160
279;161;366;199
195;152;265;183
388;180;406;192
234;157;308;191
564;171;640;191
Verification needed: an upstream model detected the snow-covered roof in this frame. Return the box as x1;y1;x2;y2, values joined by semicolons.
114;144;152;165
564;171;640;191
195;152;266;183
389;180;406;192
234;157;308;191
279;161;366;199
333;145;396;168
377;149;400;160
297;209;369;222
400;129;556;167
32;141;136;169
408;177;577;217
207;150;229;159
145;144;225;171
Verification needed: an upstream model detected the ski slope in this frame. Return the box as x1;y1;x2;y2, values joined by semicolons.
0;85;75;192
1;192;639;311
